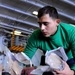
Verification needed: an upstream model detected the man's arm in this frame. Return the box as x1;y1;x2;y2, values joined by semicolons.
23;32;38;59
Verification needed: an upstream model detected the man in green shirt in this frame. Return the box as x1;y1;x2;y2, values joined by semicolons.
23;6;75;75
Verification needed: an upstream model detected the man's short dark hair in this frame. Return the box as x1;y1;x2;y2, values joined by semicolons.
38;6;59;19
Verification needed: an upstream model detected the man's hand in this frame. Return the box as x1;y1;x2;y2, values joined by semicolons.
54;61;74;75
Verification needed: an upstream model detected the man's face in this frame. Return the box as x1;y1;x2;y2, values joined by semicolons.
38;14;59;37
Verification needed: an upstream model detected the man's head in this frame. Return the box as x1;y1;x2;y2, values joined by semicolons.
37;6;60;37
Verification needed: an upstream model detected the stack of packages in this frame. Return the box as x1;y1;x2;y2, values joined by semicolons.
31;47;68;75
0;35;68;75
0;36;32;75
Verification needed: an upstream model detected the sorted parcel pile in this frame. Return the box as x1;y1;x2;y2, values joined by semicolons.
31;47;68;75
0;36;32;75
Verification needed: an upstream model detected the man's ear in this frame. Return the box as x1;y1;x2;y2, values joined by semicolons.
56;19;61;26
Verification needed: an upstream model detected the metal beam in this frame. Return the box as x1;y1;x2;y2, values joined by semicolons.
0;14;38;27
61;0;75;6
0;1;74;22
0;4;36;18
21;0;74;21
0;22;33;34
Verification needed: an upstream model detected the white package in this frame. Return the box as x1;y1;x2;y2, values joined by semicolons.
45;52;64;70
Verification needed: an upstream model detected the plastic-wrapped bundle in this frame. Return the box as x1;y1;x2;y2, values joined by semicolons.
45;52;64;71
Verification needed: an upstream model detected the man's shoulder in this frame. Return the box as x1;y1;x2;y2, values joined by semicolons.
60;22;75;29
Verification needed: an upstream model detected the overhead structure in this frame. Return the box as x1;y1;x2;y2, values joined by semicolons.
0;0;75;35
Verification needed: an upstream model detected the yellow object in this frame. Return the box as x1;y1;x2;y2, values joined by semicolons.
9;46;24;52
9;29;24;52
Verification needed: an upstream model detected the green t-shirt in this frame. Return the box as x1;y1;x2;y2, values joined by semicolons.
24;22;75;70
